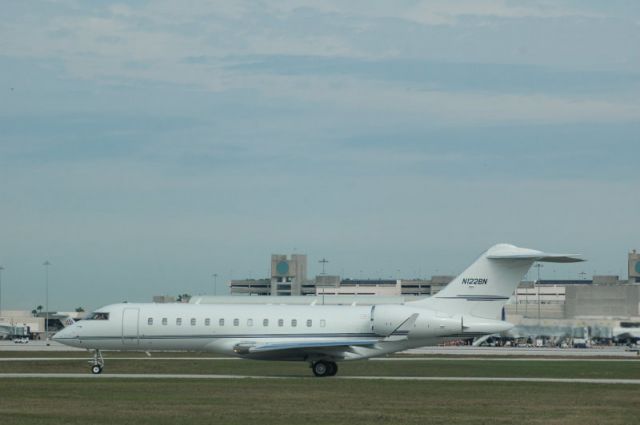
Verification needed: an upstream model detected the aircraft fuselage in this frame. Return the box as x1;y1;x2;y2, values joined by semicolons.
54;302;482;361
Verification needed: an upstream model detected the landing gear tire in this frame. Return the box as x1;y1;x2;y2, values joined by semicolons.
312;361;337;377
89;349;105;374
312;361;328;377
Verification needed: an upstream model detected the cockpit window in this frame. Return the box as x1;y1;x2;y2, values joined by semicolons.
86;312;109;320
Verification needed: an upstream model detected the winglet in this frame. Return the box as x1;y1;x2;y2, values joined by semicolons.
382;313;419;340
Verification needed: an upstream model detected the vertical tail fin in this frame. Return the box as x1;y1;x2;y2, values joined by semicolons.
410;244;583;320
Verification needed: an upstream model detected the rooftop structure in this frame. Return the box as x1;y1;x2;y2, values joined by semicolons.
630;249;640;283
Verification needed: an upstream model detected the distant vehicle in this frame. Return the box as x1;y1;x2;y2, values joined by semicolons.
572;327;590;348
4;325;31;343
612;322;640;344
54;243;583;376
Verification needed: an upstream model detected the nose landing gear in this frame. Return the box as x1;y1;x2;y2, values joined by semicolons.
89;350;104;374
311;360;338;377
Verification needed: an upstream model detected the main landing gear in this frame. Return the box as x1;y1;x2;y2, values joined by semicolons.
311;360;338;377
89;349;104;374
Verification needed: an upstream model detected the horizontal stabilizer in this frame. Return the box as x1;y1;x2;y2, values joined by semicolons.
487;253;583;263
486;245;583;263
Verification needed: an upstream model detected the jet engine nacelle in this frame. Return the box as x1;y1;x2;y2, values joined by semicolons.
371;305;419;337
371;304;513;339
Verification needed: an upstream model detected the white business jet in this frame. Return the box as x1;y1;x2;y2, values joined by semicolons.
53;244;582;376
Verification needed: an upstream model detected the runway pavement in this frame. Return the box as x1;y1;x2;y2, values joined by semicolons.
0;373;639;384
404;346;640;357
0;357;241;361
2;340;638;357
0;356;638;362
0;340;84;351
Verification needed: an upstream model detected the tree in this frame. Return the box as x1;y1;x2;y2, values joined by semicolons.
36;305;43;313
177;293;191;303
75;307;85;313
31;309;38;316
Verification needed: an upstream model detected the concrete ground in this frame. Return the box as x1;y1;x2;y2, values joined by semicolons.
405;345;640;357
2;340;638;357
1;373;639;385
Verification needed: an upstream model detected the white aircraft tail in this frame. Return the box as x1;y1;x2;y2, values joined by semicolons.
60;316;76;327
409;243;583;320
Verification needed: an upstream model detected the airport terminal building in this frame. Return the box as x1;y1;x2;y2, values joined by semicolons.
228;254;453;297
229;250;640;299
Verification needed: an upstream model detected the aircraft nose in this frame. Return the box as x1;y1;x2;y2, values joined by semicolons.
53;325;78;343
52;328;68;340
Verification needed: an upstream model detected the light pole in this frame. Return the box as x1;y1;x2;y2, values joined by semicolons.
212;273;218;296
0;266;4;316
43;261;51;344
319;258;329;275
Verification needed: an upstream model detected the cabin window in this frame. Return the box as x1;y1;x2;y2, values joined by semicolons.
219;318;225;326
278;319;284;327
86;312;109;320
205;318;211;326
233;318;239;326
162;318;168;326
306;319;312;327
247;319;254;327
147;318;153;326
320;319;326;328
176;318;182;326
263;319;269;327
191;318;196;326
291;319;297;327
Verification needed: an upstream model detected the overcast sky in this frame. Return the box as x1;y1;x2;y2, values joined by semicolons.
1;1;639;311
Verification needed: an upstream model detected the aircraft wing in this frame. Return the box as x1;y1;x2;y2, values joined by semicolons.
233;339;378;359
248;339;378;353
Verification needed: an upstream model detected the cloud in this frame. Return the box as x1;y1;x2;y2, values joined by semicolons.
406;0;604;24
272;0;606;25
0;1;638;308
230;74;640;126
227;55;640;96
4;1;637;81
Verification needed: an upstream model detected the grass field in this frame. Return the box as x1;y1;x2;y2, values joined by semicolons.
1;378;639;425
1;354;639;424
1;355;639;379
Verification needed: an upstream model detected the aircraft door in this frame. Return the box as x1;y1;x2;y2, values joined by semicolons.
122;308;140;346
370;305;376;333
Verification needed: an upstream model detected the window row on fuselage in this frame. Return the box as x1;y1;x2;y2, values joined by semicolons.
146;317;327;328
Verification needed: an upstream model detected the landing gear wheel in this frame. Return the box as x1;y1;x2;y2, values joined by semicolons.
89;349;105;374
312;361;330;377
312;360;337;377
